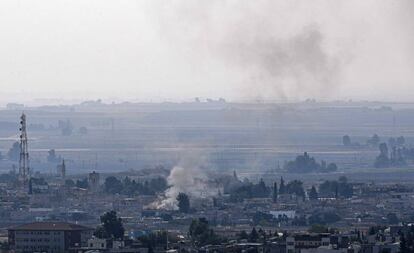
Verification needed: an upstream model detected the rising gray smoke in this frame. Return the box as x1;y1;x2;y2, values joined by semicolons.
151;152;220;210
155;165;218;210
220;26;339;100
148;0;414;101
150;0;347;100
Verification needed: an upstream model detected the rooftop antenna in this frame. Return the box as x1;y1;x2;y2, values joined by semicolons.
19;113;30;186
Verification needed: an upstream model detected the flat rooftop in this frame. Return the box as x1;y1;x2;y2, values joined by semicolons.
9;222;92;231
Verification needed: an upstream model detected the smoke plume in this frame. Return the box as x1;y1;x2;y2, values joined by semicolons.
156;166;217;210
153;153;220;210
147;0;414;101
151;0;348;100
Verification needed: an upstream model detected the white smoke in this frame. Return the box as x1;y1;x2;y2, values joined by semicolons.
152;166;222;210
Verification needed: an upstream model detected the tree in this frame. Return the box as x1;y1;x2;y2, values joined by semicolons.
189;218;221;246
309;224;329;233
149;177;168;193
379;142;388;155
272;182;278;203
309;211;341;225
338;178;353;198
388;137;396;148
47;149;61;163
326;163;338;172
94;211;124;240
94;226;109;239
343;135;351;146
249;228;259;242
284;152;319;173
367;134;380;147
79;126;88;135
177;192;190;213
279;177;286;194
386;213;399;224
59;119;74;136
286;180;305;198
375;143;390;168
400;233;408;253
284;152;337;173
104;176;123;194
397;136;405;146
76;178;88;189
338;176;348;184
65;179;75;187
252;211;274;225
137;231;171;250
7;142;20;161
253;178;269;198
309;186;318;200
239;230;248;240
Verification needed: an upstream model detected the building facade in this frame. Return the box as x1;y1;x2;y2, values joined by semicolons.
8;222;93;253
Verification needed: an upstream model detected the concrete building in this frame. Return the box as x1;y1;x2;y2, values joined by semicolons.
8;222;93;253
286;234;331;253
88;171;100;192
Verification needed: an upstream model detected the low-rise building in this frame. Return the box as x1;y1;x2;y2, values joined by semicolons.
8;221;93;253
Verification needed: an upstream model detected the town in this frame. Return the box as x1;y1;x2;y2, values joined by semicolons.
0;107;414;253
1;0;414;252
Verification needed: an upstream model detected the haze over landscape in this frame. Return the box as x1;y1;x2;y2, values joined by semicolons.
2;2;414;253
1;0;414;104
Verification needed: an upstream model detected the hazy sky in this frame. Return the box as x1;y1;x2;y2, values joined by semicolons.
0;0;413;104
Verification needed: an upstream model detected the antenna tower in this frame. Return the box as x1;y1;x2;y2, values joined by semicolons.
19;113;30;185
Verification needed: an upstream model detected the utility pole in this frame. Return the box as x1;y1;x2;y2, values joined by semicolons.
19;113;30;186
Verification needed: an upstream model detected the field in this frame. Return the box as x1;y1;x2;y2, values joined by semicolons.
1;101;414;184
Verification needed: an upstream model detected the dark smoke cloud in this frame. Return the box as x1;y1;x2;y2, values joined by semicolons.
151;0;345;101
220;26;340;100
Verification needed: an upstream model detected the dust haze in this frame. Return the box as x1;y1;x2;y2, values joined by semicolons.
0;0;414;103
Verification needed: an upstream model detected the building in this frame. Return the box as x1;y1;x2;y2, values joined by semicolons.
8;222;93;253
286;234;331;253
57;160;66;179
88;171;100;192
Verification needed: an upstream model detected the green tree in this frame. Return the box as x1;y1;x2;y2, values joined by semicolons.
386;213;399;224
177;192;190;213
272;182;278;203
309;186;318;200
343;135;351;146
76;178;88;189
104;176;123;194
249;227;259;242
400;233;408;253
94;211;125;240
253;178;269;198
397;136;405;146
279;177;286;194
189;218;221;246
309;224;329;233
239;230;248;240
367;134;380;147
47;149;61;163
286;180;305;197
375;143;390;168
65;179;75;187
